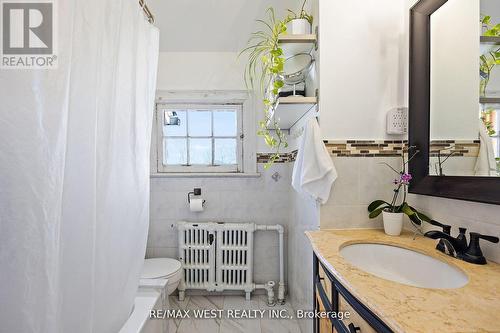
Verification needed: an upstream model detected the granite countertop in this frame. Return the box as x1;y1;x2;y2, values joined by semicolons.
306;229;500;333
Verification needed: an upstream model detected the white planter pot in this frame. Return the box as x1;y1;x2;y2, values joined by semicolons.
382;211;404;236
287;18;311;35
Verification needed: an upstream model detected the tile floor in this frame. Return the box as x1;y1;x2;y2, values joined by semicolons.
167;294;302;333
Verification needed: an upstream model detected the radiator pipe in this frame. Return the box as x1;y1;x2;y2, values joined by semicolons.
255;224;285;304
255;280;276;305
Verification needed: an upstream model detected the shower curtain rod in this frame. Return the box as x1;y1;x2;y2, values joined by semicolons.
139;0;154;23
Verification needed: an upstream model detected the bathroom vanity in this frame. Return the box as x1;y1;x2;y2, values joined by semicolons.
307;229;500;333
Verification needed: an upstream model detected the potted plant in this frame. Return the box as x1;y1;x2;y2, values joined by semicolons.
285;0;314;35
367;147;431;236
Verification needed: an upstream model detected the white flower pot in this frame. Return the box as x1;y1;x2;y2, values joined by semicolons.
287;18;311;35
382;210;404;236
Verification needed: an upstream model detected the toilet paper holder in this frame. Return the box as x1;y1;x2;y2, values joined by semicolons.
187;188;206;206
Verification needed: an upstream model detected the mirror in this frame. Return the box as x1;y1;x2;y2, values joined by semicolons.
429;0;500;177
279;53;314;98
409;0;500;204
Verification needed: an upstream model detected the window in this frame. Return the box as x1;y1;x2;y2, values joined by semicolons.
156;104;243;173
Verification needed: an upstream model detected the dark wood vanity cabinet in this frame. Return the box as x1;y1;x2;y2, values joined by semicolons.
313;254;394;333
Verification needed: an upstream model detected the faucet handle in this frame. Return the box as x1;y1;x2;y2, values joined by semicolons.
461;232;499;265
429;220;452;234
456;227;468;253
471;232;499;244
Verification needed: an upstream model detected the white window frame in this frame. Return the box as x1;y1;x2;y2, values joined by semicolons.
157;103;243;173
152;91;257;175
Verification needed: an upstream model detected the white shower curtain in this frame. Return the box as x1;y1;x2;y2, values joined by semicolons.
0;0;159;332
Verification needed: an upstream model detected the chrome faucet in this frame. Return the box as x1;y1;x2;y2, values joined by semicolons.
424;220;499;265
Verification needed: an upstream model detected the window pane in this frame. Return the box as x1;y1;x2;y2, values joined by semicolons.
213;110;237;136
188;111;211;136
164;138;187;165
214;138;237;165
163;110;187;137
189;138;212;165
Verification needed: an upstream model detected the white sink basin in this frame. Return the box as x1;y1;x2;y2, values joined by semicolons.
340;243;468;289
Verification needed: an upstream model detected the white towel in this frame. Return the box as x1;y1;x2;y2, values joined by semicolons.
292;118;338;204
475;119;497;176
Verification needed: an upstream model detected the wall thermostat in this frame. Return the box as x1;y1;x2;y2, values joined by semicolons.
386;107;408;135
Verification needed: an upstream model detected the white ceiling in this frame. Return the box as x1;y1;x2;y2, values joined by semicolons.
147;0;302;52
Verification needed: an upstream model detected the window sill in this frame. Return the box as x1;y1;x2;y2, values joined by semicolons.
150;172;261;179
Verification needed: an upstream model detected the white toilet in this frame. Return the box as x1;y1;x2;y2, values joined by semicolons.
141;258;182;295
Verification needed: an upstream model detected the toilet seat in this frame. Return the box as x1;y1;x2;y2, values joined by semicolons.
141;258;181;279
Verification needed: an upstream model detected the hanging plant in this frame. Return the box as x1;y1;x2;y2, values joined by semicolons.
240;2;314;168
240;8;288;168
482;15;500;37
481;107;496;137
480;51;500;96
480;15;500;97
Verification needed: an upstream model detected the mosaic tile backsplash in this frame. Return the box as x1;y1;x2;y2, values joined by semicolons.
256;151;297;164
428;140;480;157
256;140;480;163
326;140;480;157
325;140;408;157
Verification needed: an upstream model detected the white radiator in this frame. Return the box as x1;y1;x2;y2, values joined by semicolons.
177;222;284;302
216;223;254;292
177;222;217;291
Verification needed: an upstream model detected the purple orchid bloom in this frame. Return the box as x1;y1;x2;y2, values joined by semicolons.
393;173;412;186
400;173;412;185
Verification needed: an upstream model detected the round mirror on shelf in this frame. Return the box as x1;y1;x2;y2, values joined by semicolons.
282;53;314;84
279;53;314;97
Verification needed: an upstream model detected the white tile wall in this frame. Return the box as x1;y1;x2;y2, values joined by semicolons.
321;156;401;229
147;163;291;284
429;156;478;176
320;156;500;264
409;194;500;263
288;190;319;333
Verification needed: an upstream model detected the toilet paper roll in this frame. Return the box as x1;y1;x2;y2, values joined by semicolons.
189;198;204;212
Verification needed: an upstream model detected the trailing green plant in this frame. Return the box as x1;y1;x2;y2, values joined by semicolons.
480;51;500;96
240;2;314;168
481;107;497;136
482;15;500;37
480;15;500;96
367;147;431;227
239;8;288;168
285;0;313;25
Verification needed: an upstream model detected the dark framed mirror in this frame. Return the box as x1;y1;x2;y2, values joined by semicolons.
409;0;500;205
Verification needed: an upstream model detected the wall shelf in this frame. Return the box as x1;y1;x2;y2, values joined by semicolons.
480;36;500;45
266;96;317;129
279;96;317;104
278;34;317;56
480;97;500;105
